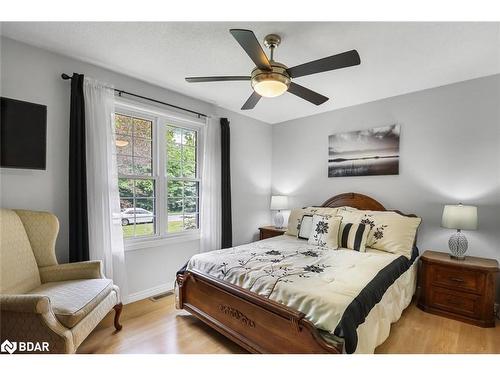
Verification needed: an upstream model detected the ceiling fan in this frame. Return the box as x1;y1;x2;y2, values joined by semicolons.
185;29;361;110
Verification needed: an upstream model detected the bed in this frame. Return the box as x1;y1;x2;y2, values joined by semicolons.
176;193;419;354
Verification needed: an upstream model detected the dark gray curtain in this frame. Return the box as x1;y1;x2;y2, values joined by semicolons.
220;118;232;248
68;73;90;262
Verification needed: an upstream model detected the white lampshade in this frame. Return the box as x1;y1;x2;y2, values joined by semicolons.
270;195;288;210
441;204;478;230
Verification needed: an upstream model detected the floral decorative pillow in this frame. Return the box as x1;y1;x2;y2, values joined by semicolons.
285;207;339;237
337;206;359;212
336;207;365;223
307;214;341;249
358;211;422;259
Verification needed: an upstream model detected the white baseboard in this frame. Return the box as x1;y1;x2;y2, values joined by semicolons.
125;280;174;305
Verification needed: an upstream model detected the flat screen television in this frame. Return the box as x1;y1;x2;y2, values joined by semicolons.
1;97;47;170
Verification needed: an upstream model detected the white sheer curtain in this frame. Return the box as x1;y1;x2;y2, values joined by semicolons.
83;77;128;300
200;116;222;252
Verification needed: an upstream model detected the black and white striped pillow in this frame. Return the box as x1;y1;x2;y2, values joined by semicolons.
339;222;370;252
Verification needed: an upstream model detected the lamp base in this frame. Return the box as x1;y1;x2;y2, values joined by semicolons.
448;230;468;260
273;210;284;229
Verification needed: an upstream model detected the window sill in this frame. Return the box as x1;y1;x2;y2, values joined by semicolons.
124;232;200;252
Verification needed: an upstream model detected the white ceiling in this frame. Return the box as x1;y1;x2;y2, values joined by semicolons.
2;22;499;124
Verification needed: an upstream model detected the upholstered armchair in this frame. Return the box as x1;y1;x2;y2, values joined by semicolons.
0;209;122;353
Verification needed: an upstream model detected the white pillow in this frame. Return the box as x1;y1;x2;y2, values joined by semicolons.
285;208;313;236
308;214;342;249
298;215;314;240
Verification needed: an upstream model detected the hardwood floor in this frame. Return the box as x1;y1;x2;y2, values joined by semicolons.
376;300;500;353
78;293;246;354
78;294;500;354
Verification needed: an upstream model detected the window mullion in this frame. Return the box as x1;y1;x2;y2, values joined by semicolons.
181;135;185;232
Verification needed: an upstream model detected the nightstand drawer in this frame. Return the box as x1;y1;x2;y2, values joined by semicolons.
260;230;278;240
429;286;482;318
259;226;286;240
430;264;485;294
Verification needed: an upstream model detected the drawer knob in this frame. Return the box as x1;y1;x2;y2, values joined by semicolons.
449;277;464;283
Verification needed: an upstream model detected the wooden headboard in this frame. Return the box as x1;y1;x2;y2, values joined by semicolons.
321;192;417;218
322;192;385;211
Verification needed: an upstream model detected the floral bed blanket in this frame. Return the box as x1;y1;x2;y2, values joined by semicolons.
183;234;417;353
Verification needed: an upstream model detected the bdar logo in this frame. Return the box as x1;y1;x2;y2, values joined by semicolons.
1;340;17;354
1;340;49;353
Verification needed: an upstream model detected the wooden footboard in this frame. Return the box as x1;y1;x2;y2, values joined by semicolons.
177;271;342;354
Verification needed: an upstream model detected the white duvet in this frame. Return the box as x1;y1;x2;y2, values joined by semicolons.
185;235;416;353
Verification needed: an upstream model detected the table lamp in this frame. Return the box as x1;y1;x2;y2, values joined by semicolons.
270;195;288;229
441;204;477;260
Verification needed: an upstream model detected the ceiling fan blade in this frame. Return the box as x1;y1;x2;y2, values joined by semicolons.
287;82;329;105
185;76;250;83
229;29;271;70
241;91;261;110
287;50;361;78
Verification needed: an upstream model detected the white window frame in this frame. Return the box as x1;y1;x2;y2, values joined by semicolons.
115;98;205;251
115;107;157;238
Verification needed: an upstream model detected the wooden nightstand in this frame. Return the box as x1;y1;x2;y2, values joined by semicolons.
418;250;499;327
258;226;287;240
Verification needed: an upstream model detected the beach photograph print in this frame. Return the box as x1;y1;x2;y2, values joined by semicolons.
328;124;400;177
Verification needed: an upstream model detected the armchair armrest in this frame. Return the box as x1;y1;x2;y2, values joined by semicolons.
0;294;74;353
0;294;50;314
39;260;104;283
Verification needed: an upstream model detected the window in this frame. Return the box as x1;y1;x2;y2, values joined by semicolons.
166;126;200;233
115;113;156;238
114;105;202;242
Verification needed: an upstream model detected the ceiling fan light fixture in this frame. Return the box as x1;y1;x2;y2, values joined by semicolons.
253;79;288;98
251;64;291;98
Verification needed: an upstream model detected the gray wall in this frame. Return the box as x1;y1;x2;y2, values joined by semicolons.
0;37;272;300
272;74;500;301
2;36;499;303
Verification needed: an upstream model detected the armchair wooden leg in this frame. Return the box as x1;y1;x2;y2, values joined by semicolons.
113;303;123;331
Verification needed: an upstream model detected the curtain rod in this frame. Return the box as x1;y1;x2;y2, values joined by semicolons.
61;73;207;118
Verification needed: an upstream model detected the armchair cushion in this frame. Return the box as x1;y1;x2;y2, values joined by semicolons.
29;278;113;328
